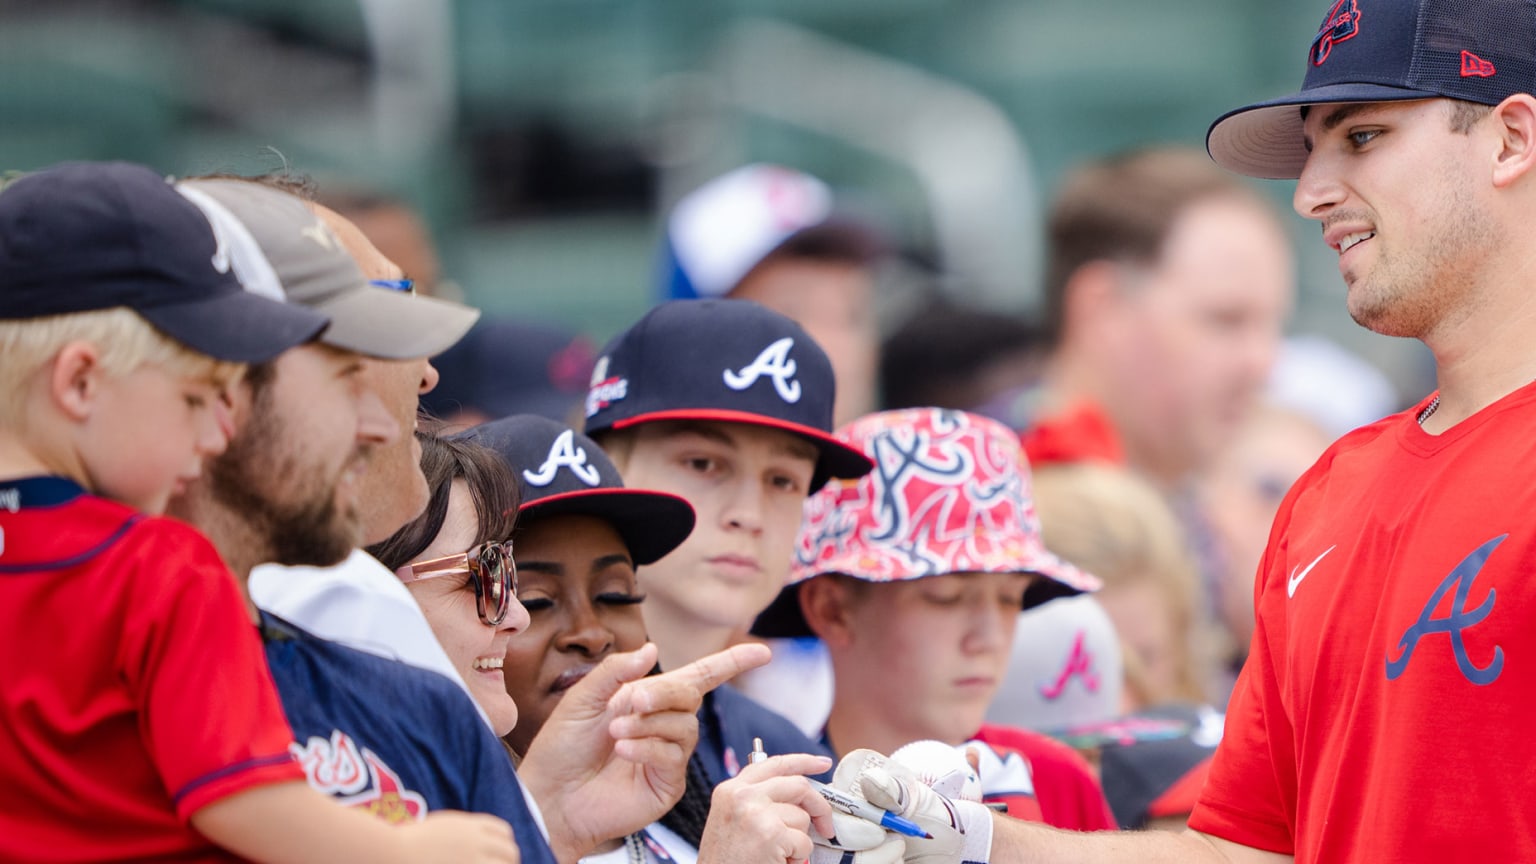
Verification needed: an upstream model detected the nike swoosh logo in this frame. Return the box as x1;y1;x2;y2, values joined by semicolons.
1287;545;1337;598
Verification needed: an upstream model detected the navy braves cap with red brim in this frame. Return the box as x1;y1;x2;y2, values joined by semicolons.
0;161;327;362
582;299;874;490
459;414;696;566
1208;0;1536;179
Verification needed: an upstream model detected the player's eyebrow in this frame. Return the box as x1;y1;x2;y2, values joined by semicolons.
1303;103;1377;151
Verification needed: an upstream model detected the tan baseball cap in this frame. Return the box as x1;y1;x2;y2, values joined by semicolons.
177;177;478;360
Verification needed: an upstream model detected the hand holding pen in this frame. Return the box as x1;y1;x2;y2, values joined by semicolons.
750;738;932;840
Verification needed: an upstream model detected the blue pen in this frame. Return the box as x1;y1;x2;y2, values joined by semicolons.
809;778;931;839
750;738;932;840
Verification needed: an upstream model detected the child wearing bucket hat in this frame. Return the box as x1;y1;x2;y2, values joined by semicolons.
582;298;874;791
753;407;1115;833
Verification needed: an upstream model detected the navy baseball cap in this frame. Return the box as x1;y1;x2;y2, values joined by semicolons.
459;414;696;565
582;299;875;489
1208;0;1536;179
0;161;328;362
423;318;596;423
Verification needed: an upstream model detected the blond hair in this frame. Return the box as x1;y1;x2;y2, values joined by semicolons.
1030;461;1213;705
0;307;242;430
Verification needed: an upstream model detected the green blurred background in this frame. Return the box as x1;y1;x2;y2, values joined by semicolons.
0;0;1431;398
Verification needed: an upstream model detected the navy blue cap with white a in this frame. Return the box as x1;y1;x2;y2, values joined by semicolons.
582;299;874;488
1208;0;1536;179
0;161;328;362
459;414;696;565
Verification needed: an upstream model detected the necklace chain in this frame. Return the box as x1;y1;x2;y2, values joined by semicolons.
626;832;645;864
1417;395;1440;427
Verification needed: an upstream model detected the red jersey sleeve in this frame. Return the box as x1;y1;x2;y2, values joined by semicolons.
1187;489;1300;854
116;519;303;821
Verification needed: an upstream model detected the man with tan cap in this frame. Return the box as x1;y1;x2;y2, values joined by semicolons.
180;177;490;711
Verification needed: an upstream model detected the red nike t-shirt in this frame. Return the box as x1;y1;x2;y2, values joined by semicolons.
1189;388;1536;862
0;477;303;863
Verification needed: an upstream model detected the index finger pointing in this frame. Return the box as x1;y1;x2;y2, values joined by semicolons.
659;642;770;697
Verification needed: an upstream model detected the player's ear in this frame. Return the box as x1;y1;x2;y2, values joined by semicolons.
1489;93;1536;188
50;341;104;422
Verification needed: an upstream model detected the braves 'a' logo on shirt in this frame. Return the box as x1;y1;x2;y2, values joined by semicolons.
1385;534;1506;686
523;429;601;487
723;337;801;403
292;730;428;823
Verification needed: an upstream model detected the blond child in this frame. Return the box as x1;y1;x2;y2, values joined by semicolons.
0;162;516;863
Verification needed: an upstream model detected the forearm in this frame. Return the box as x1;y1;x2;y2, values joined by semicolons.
989;819;1291;864
191;781;407;862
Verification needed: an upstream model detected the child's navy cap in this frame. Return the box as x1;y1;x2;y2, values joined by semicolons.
0;161;328;362
459;414;696;566
581;299;875;489
1208;0;1536;179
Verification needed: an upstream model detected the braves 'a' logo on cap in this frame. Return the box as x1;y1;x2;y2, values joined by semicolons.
523;429;602;488
1038;629;1100;700
1310;0;1361;66
723;337;802;403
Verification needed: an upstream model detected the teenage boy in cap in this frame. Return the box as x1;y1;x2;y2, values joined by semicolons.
819;1;1536;862
0;162;513;862
583;298;875;786
755;408;1113;835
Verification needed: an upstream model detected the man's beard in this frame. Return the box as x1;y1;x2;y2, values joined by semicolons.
206;410;365;568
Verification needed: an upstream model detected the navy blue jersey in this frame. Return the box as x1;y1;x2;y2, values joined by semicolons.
261;612;556;863
695;683;833;785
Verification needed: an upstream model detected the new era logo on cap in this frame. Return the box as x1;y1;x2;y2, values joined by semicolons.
583;299;872;488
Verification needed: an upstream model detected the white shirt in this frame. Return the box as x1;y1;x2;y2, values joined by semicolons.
250;548;490;727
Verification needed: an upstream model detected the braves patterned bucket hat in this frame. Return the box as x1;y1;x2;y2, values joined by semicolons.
459;414;695;565
1208;0;1536;179
582;298;874;488
752;407;1099;637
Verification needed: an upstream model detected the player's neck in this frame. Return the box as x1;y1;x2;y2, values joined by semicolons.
1421;286;1536;430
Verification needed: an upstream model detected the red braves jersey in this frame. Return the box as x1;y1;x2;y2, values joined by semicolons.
974;725;1117;831
0;477;303;863
1189;390;1536;862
